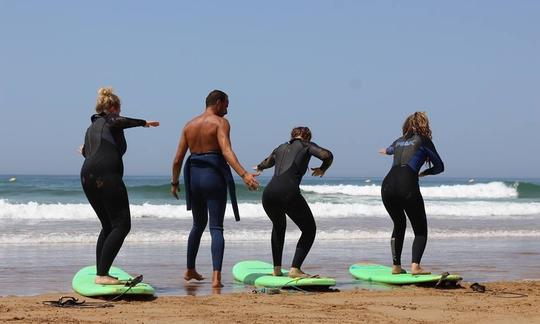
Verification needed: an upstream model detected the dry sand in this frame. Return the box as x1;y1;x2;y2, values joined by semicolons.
1;281;539;323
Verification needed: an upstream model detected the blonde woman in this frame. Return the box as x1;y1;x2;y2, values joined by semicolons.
81;87;159;285
379;112;444;275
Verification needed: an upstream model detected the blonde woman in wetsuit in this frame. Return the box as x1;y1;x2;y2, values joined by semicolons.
81;87;159;285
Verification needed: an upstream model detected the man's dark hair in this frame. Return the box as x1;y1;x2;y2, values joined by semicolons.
206;90;228;107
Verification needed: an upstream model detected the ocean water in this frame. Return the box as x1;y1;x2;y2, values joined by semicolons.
1;175;539;296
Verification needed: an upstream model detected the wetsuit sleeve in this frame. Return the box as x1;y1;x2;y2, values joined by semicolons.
308;142;333;171
386;140;397;155
108;115;147;129
420;138;444;175
257;149;277;171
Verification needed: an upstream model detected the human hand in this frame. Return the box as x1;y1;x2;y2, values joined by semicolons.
145;121;160;127
418;171;426;177
242;173;259;191
78;144;84;155
378;148;387;155
171;183;180;199
311;167;325;177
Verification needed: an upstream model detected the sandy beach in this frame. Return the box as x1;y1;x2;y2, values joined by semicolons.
1;280;539;323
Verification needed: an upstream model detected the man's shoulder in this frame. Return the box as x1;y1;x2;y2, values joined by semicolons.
184;114;228;131
185;113;216;124
205;115;229;129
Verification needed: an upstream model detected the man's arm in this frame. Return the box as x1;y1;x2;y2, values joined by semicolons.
171;128;189;199
217;119;259;190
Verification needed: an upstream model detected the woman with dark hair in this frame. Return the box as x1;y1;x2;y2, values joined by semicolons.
255;127;333;278
81;87;159;285
379;112;444;275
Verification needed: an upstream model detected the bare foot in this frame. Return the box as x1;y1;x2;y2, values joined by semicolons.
411;263;431;275
392;265;407;274
95;275;122;285
184;269;205;281
288;267;319;279
212;271;223;288
273;266;283;276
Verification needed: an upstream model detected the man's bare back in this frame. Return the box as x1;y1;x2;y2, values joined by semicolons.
171;90;258;196
184;111;224;154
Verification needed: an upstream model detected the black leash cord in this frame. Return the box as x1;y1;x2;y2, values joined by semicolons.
43;275;145;308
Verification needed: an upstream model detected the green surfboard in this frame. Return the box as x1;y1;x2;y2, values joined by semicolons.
233;260;336;288
72;266;155;297
349;263;462;285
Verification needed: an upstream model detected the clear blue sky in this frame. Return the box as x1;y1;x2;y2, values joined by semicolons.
1;1;539;177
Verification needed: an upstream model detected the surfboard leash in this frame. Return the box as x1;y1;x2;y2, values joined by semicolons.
280;278;314;294
42;274;146;308
250;278;312;295
107;274;144;302
42;296;113;308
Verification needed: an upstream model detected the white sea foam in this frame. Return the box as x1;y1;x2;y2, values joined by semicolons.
1;199;539;220
1;229;539;244
301;181;518;199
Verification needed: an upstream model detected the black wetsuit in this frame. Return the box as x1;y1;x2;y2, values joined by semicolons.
257;139;333;269
80;113;146;276
381;134;444;266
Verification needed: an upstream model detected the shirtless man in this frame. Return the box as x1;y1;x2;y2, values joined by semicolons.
171;90;259;288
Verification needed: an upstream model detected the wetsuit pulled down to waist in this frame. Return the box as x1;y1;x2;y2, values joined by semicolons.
183;152;239;272
184;152;240;221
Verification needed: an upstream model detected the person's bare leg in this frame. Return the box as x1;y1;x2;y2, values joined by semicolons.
273;266;282;276
184;268;205;281
212;270;223;288
411;263;431;275
95;275;122;285
392;265;407;274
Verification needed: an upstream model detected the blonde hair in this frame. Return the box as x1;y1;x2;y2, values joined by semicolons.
402;111;432;139
95;87;121;114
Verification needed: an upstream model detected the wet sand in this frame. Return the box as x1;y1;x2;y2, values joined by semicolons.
3;239;540;297
1;281;539;323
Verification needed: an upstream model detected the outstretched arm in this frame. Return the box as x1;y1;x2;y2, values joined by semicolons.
109;115;160;129
217;119;259;190
380;140;396;155
171;128;188;199
255;149;276;172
